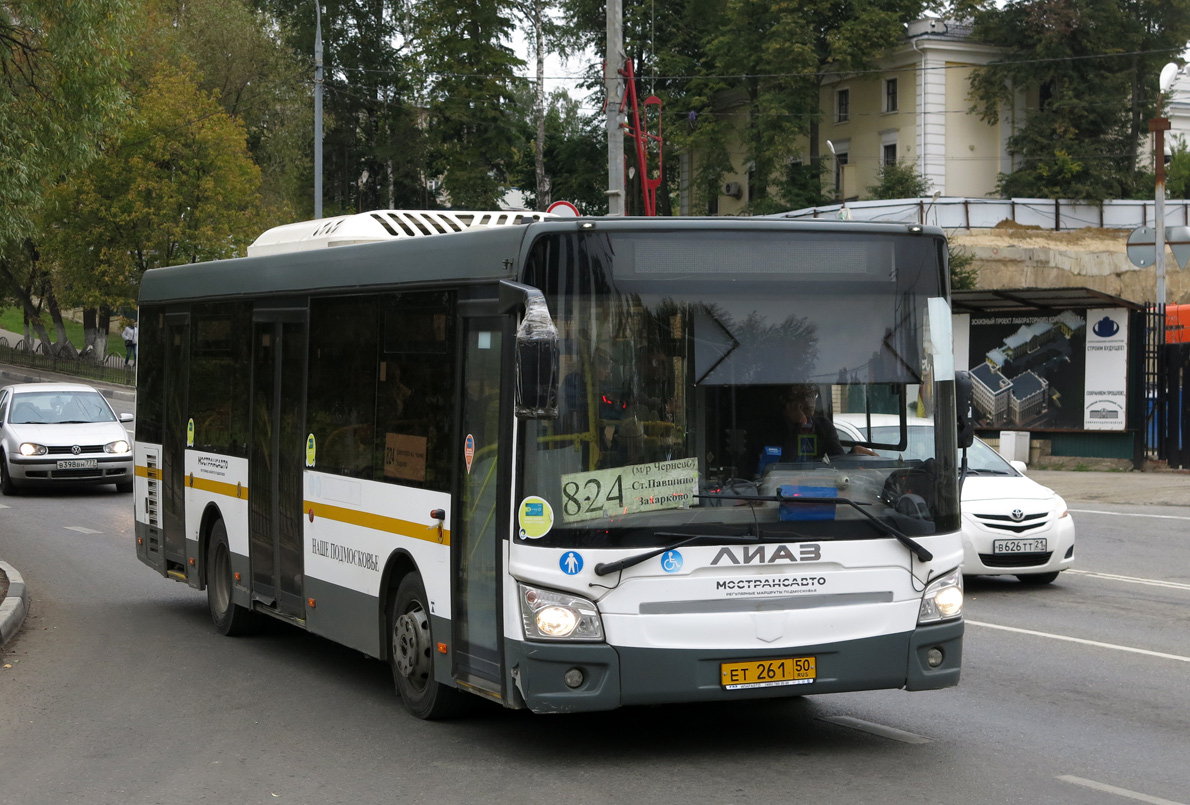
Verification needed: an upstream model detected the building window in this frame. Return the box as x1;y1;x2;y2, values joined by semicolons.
834;151;849;195
884;79;898;113
883;143;897;167
835;89;850;123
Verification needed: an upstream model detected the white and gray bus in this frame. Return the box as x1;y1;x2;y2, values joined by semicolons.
133;210;968;718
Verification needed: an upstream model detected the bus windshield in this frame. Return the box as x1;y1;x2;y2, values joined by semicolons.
520;229;960;549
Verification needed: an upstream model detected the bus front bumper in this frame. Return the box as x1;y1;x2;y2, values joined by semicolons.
505;619;962;714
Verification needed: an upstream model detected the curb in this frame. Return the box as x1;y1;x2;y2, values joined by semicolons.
0;561;29;649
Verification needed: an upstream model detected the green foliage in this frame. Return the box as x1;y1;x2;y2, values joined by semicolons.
511;91;609;214
40;64;264;310
416;0;525;208
0;0;133;250
964;0;1190;202
1166;137;1190;200
867;160;933;200
168;0;311;222
949;245;979;291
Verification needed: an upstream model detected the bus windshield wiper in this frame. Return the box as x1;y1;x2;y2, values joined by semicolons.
694;492;933;562
593;531;756;577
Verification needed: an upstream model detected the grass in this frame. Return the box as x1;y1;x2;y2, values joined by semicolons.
0;306;128;358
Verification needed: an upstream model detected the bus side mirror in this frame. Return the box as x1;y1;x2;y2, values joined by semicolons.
501;281;560;419
955;370;974;449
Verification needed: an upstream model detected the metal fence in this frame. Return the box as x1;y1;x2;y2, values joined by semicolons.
0;336;135;387
779;197;1190;231
1144;304;1190;469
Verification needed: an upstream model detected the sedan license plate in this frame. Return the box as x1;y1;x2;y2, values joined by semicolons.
993;538;1048;553
721;657;815;690
56;459;98;470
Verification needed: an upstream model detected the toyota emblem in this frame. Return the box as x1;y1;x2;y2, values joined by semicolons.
71;445;82;455
1011;508;1024;521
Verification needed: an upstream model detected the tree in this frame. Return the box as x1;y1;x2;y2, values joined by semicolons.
40;65;263;354
167;0;312;220
963;0;1190;201
0;0;132;345
867;159;932;199
255;0;433;214
511;90;608;213
415;0;525;208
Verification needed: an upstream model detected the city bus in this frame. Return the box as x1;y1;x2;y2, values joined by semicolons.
133;210;969;718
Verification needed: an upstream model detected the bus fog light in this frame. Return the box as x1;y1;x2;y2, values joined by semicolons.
564;667;585;688
919;568;964;624
927;648;944;667
519;583;604;642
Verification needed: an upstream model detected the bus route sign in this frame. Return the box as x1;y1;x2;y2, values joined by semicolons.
559;457;698;523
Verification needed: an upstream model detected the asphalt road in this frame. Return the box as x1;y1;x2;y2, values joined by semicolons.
0;397;1187;804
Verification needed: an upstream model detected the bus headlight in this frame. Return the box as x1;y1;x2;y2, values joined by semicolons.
19;443;47;457
918;568;964;624
519;583;604;641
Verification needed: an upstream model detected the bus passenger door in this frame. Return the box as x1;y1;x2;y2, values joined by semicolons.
249;307;308;619
161;313;190;570
452;313;510;695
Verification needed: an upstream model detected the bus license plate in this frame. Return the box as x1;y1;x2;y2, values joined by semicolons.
721;657;815;690
56;459;97;469
993;538;1047;553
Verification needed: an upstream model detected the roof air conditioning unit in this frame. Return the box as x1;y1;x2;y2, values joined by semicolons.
723;182;743;199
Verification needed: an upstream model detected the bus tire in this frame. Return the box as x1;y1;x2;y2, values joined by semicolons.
389;572;466;720
206;519;256;636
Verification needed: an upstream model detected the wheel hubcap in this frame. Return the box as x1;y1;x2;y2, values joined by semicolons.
394;605;431;685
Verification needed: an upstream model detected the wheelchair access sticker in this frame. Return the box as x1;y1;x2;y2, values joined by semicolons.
661;550;683;573
518;496;554;539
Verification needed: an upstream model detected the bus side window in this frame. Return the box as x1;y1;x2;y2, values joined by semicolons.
377;292;456;492
308;297;379;478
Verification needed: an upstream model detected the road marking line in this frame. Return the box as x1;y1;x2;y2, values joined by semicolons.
1066;569;1190;592
967;621;1190;663
1057;775;1186;805
0;504;9;509
818;716;931;744
63;526;101;534
1069;508;1190;521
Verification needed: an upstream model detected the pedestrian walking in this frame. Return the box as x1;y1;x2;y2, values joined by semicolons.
122;319;138;367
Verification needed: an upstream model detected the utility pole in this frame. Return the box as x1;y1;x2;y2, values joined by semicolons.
314;3;324;220
605;0;625;215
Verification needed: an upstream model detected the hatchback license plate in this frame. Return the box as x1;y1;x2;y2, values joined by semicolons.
56;459;98;469
721;657;816;690
993;538;1047;553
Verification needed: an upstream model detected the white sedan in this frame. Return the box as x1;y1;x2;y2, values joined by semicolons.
835;414;1075;584
0;382;135;495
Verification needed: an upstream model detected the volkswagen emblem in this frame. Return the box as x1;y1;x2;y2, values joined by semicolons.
71;445;82;455
1011;508;1025;521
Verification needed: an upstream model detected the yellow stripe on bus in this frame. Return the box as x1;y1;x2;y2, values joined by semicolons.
189;476;248;500
305;500;451;546
135;465;163;481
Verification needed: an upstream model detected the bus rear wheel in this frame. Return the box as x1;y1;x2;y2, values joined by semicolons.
389;572;466;719
206;520;256;636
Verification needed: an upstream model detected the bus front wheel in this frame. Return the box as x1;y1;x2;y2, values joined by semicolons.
389;572;466;719
206;520;256;636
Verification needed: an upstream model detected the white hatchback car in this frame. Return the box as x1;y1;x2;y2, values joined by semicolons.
835;414;1075;584
0;382;135;495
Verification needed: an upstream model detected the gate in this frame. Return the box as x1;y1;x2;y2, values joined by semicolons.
1146;304;1190;468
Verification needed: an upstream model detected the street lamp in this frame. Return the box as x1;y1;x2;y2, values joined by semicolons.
826;139;849;219
314;2;324;220
1151;61;1180;313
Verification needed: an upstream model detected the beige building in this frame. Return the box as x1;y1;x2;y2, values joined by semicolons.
686;18;1013;215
